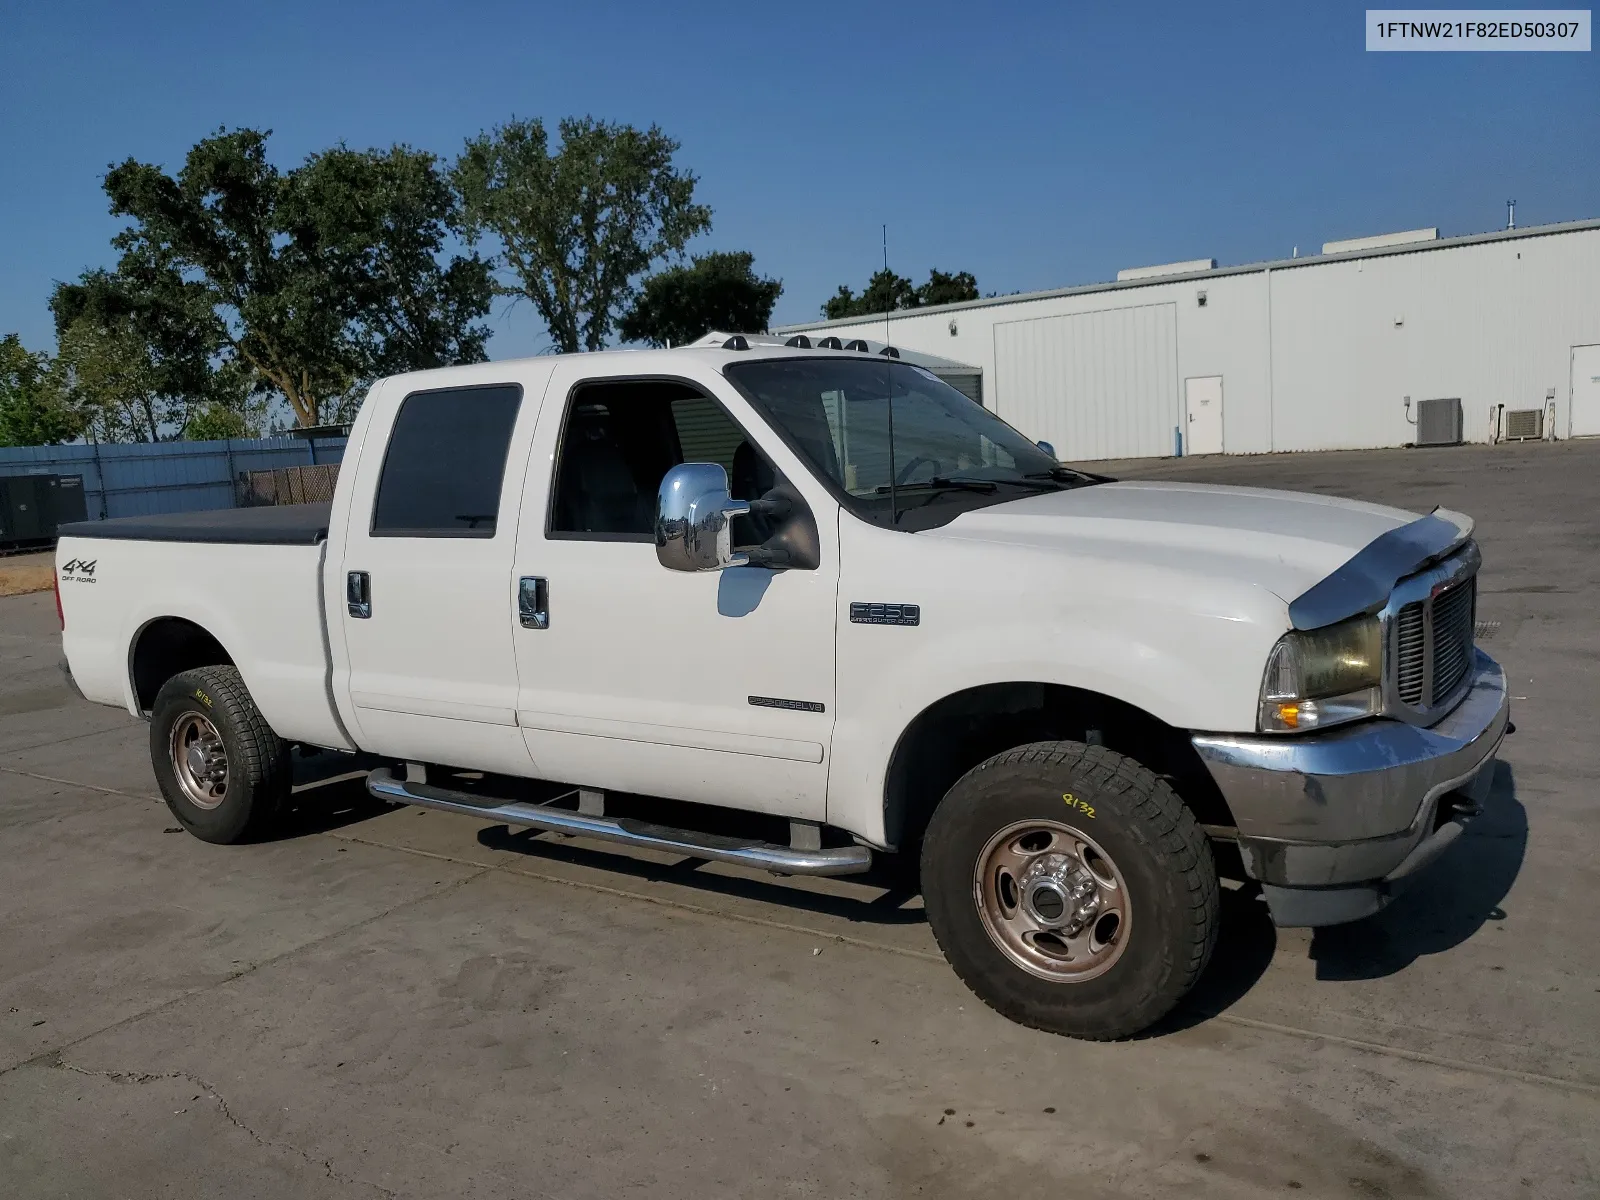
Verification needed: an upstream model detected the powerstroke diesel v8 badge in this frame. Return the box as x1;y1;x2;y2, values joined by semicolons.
849;602;920;626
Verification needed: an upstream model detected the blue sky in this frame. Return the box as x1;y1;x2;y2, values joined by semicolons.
2;1;1595;358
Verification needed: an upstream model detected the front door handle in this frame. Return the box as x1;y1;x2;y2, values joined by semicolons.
347;571;371;619
519;576;549;629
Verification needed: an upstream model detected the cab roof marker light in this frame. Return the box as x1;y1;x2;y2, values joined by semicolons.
846;339;870;352
785;334;812;348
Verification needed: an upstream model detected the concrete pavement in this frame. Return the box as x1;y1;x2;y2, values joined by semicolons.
2;440;1596;1198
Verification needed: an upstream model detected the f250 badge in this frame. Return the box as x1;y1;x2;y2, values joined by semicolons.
61;558;98;582
850;601;920;627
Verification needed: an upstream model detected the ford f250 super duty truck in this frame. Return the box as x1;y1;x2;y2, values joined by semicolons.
54;337;1509;1039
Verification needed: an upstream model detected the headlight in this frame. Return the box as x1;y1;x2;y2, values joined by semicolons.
1259;615;1382;732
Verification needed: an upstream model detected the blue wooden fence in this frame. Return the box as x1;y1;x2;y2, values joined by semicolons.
0;436;348;521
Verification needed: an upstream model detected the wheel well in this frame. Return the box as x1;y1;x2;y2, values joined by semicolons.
882;682;1236;852
131;618;234;712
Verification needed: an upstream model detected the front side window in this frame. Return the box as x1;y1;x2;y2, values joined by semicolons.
725;357;1098;530
372;384;523;537
548;379;776;544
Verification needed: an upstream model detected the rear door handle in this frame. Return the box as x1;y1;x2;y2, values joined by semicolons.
347;571;371;619
518;576;549;629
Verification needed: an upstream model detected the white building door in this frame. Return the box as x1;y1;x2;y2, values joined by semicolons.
1571;345;1600;437
1185;376;1224;455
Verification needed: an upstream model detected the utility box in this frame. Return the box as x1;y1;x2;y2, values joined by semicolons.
1415;397;1464;447
0;473;88;548
1505;408;1544;441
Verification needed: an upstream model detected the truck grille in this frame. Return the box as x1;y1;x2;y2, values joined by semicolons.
1395;577;1476;709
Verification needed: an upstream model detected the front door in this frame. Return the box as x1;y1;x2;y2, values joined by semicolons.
509;366;839;820
332;371;550;775
1185;376;1224;455
1571;345;1600;437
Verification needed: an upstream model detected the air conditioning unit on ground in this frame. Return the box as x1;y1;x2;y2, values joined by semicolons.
1504;408;1544;441
1415;397;1463;447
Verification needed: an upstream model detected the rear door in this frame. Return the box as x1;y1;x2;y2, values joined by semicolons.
508;362;840;819
332;367;553;774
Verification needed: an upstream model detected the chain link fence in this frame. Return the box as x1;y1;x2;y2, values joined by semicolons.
235;463;342;507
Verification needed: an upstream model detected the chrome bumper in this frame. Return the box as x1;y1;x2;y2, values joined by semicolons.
1191;650;1509;926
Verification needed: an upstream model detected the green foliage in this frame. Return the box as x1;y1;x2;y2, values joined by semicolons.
821;267;981;319
454;116;712;353
919;269;980;307
51;316;170;442
619;251;782;347
0;334;81;447
182;403;250;441
100;128;491;428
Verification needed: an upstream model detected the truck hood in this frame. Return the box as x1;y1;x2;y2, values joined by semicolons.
932;481;1421;608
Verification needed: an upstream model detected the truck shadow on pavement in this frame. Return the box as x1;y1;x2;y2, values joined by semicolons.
477;822;931;927
272;755;1525;1032
1307;760;1527;981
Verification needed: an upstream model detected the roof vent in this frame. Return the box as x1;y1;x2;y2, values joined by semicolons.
818;336;843;350
722;335;749;350
1116;258;1216;282
785;334;812;348
846;338;870;352
1321;228;1438;255
878;345;900;358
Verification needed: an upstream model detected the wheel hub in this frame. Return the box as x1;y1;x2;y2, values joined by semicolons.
1019;853;1101;934
170;712;230;811
973;819;1131;983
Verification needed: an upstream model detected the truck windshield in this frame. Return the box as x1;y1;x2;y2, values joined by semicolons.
724;357;1101;530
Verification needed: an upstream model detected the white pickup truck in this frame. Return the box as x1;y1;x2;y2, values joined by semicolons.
55;338;1509;1039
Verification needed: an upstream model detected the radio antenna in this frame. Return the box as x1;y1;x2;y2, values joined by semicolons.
882;222;898;525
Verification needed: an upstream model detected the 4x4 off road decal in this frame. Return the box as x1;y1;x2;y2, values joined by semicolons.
849;602;920;627
61;559;98;582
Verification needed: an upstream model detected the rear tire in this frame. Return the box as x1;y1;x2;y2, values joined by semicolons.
150;666;291;844
921;740;1219;1040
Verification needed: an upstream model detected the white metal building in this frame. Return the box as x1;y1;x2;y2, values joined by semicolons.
774;218;1600;461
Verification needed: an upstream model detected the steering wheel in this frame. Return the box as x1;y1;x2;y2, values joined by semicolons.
895;455;941;485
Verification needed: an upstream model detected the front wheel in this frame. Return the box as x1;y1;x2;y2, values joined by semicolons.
921;741;1219;1040
150;666;291;844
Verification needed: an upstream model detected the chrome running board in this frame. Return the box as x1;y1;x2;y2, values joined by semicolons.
365;768;873;877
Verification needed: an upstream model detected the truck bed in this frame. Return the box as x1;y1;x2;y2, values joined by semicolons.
59;502;332;546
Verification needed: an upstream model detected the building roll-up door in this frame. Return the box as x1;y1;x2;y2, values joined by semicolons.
993;302;1179;461
935;370;983;406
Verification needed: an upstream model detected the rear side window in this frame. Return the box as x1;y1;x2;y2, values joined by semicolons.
372;384;523;537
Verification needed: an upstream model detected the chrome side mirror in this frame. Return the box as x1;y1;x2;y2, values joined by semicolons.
1036;440;1057;459
655;463;751;572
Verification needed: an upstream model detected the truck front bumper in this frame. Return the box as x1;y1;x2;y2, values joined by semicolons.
1191;650;1510;927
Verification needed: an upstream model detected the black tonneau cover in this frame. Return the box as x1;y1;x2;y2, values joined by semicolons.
58;502;332;546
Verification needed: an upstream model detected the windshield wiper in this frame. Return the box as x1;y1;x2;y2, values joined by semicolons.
875;476;998;494
1023;465;1115;486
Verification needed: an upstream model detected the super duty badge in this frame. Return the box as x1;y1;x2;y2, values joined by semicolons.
850;602;920;627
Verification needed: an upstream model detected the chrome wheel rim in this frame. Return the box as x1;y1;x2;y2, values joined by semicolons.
973;819;1131;982
170;712;229;810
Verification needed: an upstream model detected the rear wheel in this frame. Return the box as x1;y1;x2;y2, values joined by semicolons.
150;666;290;844
921;740;1219;1040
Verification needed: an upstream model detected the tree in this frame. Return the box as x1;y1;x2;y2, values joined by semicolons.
454;116;713;353
821;267;981;319
0;334;80;447
619;251;782;347
51;316;170;443
99;128;492;428
918;269;980;307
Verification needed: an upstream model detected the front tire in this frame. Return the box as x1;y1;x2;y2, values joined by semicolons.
150;666;291;844
921;741;1219;1040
